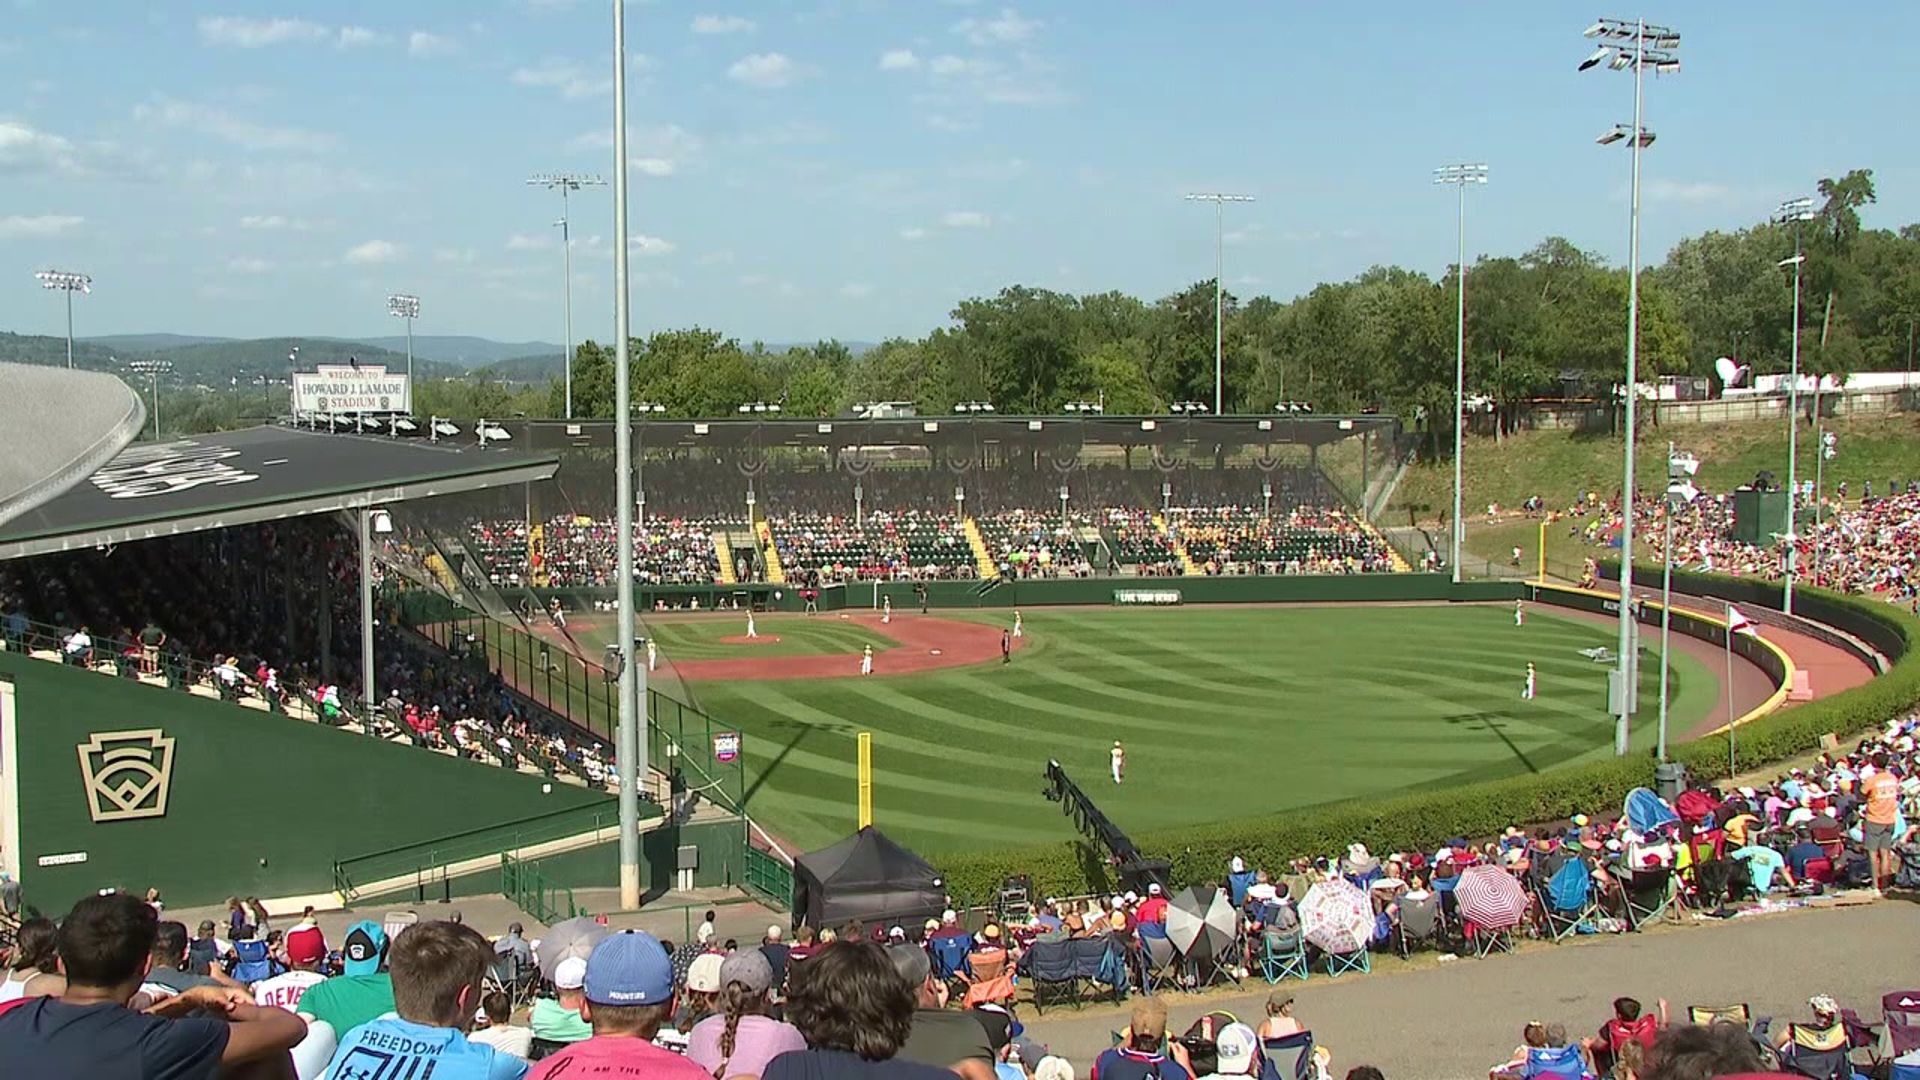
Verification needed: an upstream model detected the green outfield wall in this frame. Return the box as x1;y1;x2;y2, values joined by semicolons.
0;649;611;915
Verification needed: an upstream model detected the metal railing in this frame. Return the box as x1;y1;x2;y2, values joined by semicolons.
501;852;583;924
411;610;746;814
743;846;793;910
332;799;635;902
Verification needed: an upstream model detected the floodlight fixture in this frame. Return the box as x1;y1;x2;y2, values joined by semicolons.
954;400;996;414
1433;163;1488;185
35;269;91;294
1775;196;1817;223
1170;401;1209;415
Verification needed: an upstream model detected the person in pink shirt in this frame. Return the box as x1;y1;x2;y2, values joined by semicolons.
529;930;712;1080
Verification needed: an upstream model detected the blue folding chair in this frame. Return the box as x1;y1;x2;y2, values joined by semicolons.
1258;927;1309;984
1258;1031;1317;1080
1541;860;1599;942
930;935;973;982
1518;1044;1595;1080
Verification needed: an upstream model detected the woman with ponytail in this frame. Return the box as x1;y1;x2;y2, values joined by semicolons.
688;949;805;1080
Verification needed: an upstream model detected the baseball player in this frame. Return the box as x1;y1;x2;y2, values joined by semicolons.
882;595;893;624
1522;662;1536;701
747;611;758;639
1001;629;1011;665
548;597;567;630
1111;741;1125;784
1013;610;1024;638
860;644;874;676
646;638;657;672
1514;599;1525;627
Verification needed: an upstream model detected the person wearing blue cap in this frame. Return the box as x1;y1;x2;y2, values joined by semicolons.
321;920;527;1080
528;929;713;1080
297;920;395;1040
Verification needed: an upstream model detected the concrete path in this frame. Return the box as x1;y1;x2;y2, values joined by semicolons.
1022;898;1916;1080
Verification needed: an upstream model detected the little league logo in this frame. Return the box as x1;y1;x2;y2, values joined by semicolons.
77;729;176;822
713;732;741;763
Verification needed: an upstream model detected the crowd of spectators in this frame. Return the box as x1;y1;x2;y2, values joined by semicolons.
468;516;741;588
770;511;979;584
1169;508;1397;576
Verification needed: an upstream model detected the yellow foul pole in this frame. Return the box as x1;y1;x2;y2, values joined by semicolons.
857;732;873;828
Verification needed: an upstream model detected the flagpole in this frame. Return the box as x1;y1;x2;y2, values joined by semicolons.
1725;600;1737;778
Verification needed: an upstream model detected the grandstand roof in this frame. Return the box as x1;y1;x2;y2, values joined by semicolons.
500;412;1395;453
0;425;559;561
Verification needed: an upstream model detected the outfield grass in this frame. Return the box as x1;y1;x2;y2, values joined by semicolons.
670;605;1716;857
640;615;895;660
1390;413;1920;527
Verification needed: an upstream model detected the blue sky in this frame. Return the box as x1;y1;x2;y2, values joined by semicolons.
2;0;1916;347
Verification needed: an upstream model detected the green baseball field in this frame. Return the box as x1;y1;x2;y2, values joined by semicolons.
552;603;1719;857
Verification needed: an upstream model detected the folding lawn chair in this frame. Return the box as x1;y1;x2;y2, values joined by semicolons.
930;935;973;985
1323;944;1370;977
1882;991;1920;1060
1395;893;1445;957
1258;927;1310;984
1777;1021;1852;1080
1020;939;1079;1014
1258;1031;1318;1080
1137;928;1182;995
1541;860;1600;942
1070;936;1126;1004
1624;866;1676;930
1687;1004;1754;1028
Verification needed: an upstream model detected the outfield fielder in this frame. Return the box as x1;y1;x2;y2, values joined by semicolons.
882;595;892;624
1514;599;1525;627
1111;741;1125;784
860;644;874;676
646;638;657;672
747;611;758;639
1523;662;1536;700
1013;610;1024;638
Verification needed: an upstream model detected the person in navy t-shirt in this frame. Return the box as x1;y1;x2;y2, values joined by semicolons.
0;892;306;1080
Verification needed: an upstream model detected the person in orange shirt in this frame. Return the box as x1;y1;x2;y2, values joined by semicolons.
1860;752;1902;894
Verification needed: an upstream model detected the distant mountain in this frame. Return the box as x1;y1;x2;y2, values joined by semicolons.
474;353;564;383
0;332;459;384
334;335;565;367
85;333;236;351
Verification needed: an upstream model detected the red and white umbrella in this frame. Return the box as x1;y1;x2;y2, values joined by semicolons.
1455;864;1528;930
1299;878;1373;955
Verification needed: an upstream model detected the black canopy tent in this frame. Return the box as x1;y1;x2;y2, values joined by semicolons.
792;826;946;931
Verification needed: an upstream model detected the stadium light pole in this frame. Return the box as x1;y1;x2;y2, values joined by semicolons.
1434;164;1488;583
609;0;643;911
1775;196;1815;616
386;294;421;388
1658;445;1700;761
36;269;92;369
1582;16;1679;756
1184;193;1254;414
528;172;607;419
128;358;171;439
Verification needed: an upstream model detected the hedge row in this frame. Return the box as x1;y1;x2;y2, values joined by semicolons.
939;580;1920;902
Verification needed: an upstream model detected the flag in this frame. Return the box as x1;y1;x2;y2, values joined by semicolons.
1726;605;1759;637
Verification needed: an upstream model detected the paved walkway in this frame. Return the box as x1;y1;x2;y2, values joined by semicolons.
1023;897;1915;1080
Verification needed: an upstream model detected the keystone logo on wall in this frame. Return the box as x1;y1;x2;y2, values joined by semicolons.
77;729;177;823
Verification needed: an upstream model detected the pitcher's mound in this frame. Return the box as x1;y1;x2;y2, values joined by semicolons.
719;635;782;645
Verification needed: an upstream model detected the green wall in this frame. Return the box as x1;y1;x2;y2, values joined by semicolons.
2;650;610;915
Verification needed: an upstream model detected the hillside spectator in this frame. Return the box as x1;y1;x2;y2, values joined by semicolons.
1259;990;1305;1039
297;921;394;1038
321;919;527;1080
0;918;57;1004
687;948;805;1079
0;891;305;1077
528;930;707;1080
1093;997;1193;1080
1862;752;1902;893
764;940;956;1080
888;942;994;1080
1135;883;1169;925
532;956;594;1048
470;991;533;1059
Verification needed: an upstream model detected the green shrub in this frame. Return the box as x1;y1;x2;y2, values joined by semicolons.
937;580;1920;902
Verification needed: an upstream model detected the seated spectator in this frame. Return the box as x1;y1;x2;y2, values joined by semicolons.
297;921;395;1038
283;908;325;974
677;952;726;1033
141;920;237;999
528;930;709;1080
1260;989;1305;1039
252;925;327;1012
762;940;957;1080
888;942;993;1080
469;991;533;1059
1785;830;1826;880
494;922;535;974
1644;1022;1762;1080
321;919;528;1080
1095;998;1193;1080
1205;1022;1260;1079
1584;998;1665;1074
687;949;806;1079
0;892;305;1076
0;918;57;1004
1136;883;1169;925
532;957;595;1049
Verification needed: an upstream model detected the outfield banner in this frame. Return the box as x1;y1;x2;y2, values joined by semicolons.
1112;589;1183;606
292;365;412;415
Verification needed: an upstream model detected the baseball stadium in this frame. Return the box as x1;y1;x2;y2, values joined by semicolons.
1;404;1892;921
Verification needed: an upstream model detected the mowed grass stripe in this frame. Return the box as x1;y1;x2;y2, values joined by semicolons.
682;605;1720;855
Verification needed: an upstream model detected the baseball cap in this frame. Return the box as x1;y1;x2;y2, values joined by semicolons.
719;948;774;993
554;956;588;990
972;1004;1024;1052
341;921;388;977
584;930;676;1006
686;952;726;993
286;925;326;966
1214;1023;1259;1076
1148;883;1162;895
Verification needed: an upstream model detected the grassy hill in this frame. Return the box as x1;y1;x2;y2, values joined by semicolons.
473;353;563;383
1;332;459;384
339;335;563;367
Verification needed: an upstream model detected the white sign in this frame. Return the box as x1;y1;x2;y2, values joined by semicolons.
293;364;412;415
1112;589;1183;606
37;851;88;867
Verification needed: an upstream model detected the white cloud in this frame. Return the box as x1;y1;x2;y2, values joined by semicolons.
0;213;83;239
942;210;991;229
408;30;456;57
506;232;554;250
953;7;1039;46
727;52;796;88
227;256;272;274
692;14;754;34
344;239;403;264
572;123;703;177
899;227;929;241
879;48;920;71
0;120;83;175
134;98;335;153
336;26;385;48
630;234;677;256
839;282;875;299
197;16;329;47
512;59;615;100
